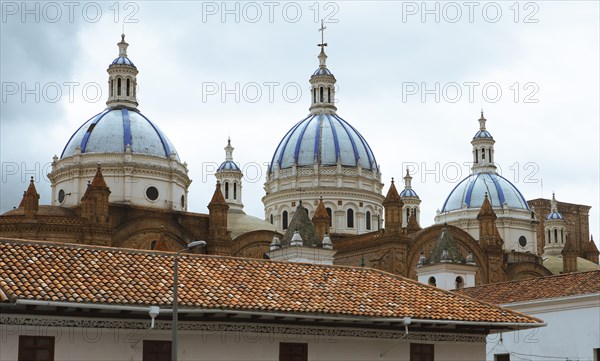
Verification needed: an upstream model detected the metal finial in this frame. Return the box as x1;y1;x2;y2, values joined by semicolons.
318;19;327;51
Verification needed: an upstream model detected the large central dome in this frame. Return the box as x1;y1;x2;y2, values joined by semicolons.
269;113;378;172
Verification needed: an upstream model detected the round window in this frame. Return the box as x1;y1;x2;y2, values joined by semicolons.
146;186;159;201
58;189;65;204
518;236;527;248
180;195;185;208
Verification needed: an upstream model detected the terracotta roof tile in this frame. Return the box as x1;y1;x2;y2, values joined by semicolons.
455;271;600;304
0;238;541;324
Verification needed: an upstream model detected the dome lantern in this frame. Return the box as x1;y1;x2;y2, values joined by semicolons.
471;111;496;173
309;20;337;115
106;34;139;109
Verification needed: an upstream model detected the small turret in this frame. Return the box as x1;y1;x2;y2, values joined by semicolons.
80;165;111;224
312;197;330;240
400;168;421;227
562;235;578;273
471;111;496;173
20;177;40;218
383;178;403;234
208;181;229;241
215;138;244;211
584;236;599;264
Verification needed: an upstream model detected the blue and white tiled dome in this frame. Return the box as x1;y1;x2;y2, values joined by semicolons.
546;210;564;220
270;113;378;172
111;56;135;66
441;173;529;212
312;67;332;76
473;129;492;139
400;188;419;198
218;160;240;172
61;108;178;160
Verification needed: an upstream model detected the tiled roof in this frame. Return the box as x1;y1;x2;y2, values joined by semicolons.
455;271;600;305
0;238;540;324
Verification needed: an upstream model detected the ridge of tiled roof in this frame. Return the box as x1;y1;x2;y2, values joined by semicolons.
455;270;600;305
0;238;541;324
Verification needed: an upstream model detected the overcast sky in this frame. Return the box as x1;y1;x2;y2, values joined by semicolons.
1;1;598;245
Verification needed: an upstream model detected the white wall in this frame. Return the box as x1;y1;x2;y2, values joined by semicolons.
1;321;486;361
486;294;600;361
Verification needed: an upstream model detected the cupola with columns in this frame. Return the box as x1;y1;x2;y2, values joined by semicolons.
471;111;496;173
543;192;567;256
399;168;421;228
106;34;138;109
215;138;243;211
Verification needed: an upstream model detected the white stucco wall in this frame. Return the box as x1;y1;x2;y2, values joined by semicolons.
486;294;600;361
1;320;486;361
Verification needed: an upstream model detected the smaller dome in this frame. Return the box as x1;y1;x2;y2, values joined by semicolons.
218;160;240;172
111;56;135;66
400;188;419;198
473;129;492;139
312;67;332;76
441;173;529;212
546;210;564;220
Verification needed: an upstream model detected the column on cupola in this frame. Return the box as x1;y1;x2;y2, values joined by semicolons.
215;138;244;211
106;34;138;109
471;111;496;173
399;168;421;228
542;192;567;256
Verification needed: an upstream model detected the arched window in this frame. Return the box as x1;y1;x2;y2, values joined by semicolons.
488;149;492;162
313;88;317;103
406;208;411;222
328;87;331;103
366;211;371;230
547;229;551;244
126;78;130;96
455;276;464;289
233;183;237;200
554;229;558;243
282;211;288;230
347;209;354;228
475;149;478;163
150;240;157;250
320;86;324;102
224;182;229;199
304;208;309;217
481;147;485;160
270;214;273;224
428;277;436;287
117;77;122;96
561;229;564;243
326;207;333;227
110;79;114;96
